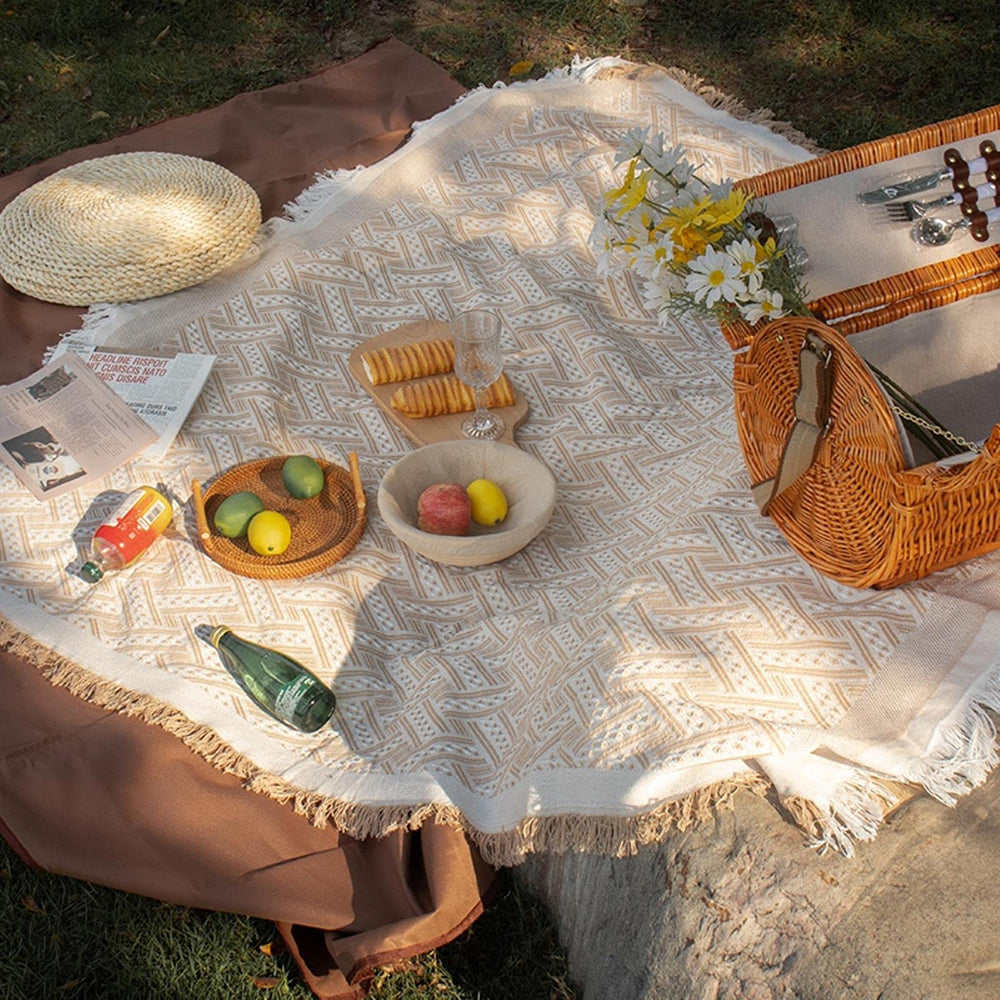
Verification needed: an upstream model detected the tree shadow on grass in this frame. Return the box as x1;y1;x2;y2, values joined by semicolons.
644;0;1000;148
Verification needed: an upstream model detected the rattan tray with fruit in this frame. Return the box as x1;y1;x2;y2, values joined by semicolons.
191;453;365;579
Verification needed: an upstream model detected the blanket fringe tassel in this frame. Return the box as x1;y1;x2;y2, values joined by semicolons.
5;614;1000;864
903;671;1000;806
569;57;827;155
780;665;1000;856
1;616;767;867
782;779;898;858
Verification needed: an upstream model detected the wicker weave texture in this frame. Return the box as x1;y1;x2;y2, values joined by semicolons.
192;455;366;580
727;105;1000;587
734;314;1000;589
740;105;1000;199
0;152;261;305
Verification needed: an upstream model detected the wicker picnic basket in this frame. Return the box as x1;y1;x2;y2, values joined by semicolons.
723;105;1000;589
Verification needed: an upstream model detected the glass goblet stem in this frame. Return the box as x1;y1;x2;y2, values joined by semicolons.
473;385;489;426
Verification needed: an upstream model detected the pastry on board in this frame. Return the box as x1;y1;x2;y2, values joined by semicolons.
361;339;455;385
390;373;515;418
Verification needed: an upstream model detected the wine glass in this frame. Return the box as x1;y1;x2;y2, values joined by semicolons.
452;309;505;440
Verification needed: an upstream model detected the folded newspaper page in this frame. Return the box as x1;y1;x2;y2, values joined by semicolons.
0;352;157;501
51;344;215;458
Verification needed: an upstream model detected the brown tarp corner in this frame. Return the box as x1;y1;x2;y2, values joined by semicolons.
0;39;496;1000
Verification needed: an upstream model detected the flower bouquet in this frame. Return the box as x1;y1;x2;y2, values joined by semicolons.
591;128;810;327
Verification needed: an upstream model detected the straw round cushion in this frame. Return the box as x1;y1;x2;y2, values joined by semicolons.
0;152;261;305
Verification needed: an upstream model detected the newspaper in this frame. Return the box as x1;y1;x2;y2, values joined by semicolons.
51;344;215;458
0;352;158;501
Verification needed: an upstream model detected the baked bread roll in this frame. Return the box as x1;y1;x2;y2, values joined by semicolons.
391;373;515;418
361;339;455;385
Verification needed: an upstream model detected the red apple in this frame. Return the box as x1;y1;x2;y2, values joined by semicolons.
417;482;471;536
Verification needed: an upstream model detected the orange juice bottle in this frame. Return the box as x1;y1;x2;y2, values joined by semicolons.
81;486;173;583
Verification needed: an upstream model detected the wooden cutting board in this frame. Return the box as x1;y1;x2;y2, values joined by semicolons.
348;319;529;448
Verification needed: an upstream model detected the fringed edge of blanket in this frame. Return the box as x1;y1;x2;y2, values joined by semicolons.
0;615;764;866
6;613;1000;865
778;668;1000;856
589;62;828;156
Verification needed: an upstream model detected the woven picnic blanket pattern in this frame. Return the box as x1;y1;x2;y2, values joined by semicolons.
2;61;999;865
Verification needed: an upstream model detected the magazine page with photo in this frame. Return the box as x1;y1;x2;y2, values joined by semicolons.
0;352;156;500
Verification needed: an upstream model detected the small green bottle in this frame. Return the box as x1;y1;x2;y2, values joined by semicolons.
207;626;335;733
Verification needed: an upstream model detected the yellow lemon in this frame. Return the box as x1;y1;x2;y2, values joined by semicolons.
247;510;292;555
466;479;508;526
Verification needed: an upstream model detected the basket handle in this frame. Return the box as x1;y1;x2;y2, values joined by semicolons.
751;331;833;515
347;452;366;512
190;479;213;550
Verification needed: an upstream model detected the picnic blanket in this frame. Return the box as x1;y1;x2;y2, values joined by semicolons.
0;42;494;1000
2;57;999;868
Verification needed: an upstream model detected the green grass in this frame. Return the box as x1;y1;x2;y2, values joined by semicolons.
0;840;574;999
3;2;1000;996
4;0;1000;172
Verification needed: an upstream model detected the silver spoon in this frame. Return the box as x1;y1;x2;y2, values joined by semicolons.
914;204;1000;246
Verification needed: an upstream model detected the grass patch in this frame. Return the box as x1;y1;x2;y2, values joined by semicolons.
6;0;999;171
0;1;375;170
642;0;1000;149
0;840;575;1000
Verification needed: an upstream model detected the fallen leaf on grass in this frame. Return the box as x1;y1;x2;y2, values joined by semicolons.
259;938;285;957
22;895;45;914
251;975;281;989
90;110;109;120
152;25;170;44
509;60;534;78
57;979;83;991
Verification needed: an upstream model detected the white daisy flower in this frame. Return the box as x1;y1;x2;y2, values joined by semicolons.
673;176;709;206
706;179;735;200
615;126;650;165
588;215;616;276
642;139;692;179
740;288;786;324
633;240;671;279
684;246;745;307
642;273;684;323
726;238;767;292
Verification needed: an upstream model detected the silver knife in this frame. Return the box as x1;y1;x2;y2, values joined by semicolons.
857;155;989;205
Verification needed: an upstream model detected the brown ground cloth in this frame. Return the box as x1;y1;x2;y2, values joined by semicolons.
0;39;495;1000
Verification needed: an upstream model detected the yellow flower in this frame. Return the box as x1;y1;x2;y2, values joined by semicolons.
705;189;749;227
615;170;651;218
662;196;714;234
603;161;652;218
604;160;638;205
753;236;783;262
672;227;710;261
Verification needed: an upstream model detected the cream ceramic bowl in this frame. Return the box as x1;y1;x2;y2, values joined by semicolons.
377;440;556;567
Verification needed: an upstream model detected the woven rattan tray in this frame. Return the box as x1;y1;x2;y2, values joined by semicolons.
191;454;365;579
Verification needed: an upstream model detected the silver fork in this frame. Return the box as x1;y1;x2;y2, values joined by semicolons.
885;180;998;222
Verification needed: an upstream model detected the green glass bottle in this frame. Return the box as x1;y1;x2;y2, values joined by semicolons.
208;626;335;733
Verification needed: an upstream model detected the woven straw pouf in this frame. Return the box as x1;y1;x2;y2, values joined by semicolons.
0;151;261;305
